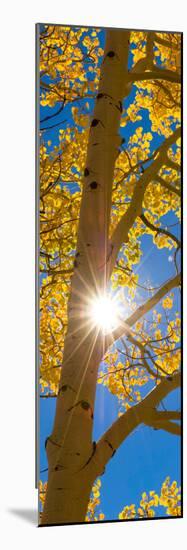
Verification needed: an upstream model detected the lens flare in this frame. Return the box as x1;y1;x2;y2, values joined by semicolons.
90;294;120;334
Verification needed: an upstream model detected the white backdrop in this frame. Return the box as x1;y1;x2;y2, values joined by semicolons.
0;1;186;547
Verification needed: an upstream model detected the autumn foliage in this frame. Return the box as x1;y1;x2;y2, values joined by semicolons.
38;25;181;524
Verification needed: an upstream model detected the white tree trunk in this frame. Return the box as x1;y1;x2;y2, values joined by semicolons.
41;29;130;525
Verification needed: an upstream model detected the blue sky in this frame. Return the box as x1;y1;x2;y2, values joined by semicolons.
39;25;181;520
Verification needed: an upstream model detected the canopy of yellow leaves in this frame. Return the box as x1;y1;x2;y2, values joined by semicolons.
39;26;181;412
119;477;181;519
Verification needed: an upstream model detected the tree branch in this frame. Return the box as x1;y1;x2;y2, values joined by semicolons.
150;420;181;435
109;127;181;276
152;81;180;108
93;372;181;475
144;409;181;434
105;273;180;350
152;33;180;52
129;68;181;84
155;175;181;197
140;213;180;249
166;159;180;172
149;410;181;421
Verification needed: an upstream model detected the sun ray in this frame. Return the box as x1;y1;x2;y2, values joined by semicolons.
60;318;97;370
58;324;100;447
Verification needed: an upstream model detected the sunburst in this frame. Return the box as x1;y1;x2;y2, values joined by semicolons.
89;293;121;334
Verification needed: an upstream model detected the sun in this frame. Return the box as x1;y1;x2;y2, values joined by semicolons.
90;294;121;334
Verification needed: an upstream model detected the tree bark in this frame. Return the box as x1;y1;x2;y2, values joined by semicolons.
41;28;131;525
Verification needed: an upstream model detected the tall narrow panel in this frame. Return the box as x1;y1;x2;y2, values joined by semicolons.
36;24;182;527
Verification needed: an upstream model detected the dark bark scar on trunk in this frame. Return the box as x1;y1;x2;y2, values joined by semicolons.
58;384;76;395
67;400;94;419
78;441;97;471
104;439;116;458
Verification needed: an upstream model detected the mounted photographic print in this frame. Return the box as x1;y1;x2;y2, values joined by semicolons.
36;24;182;526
